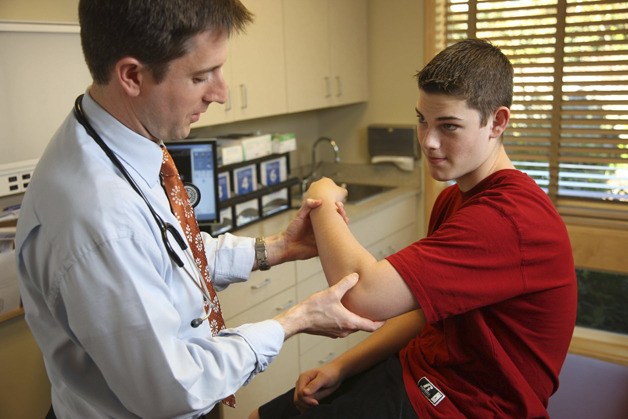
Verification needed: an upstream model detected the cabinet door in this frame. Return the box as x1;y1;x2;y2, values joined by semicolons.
230;0;287;121
296;271;328;355
192;57;234;127
284;0;368;112
350;195;418;249
283;0;330;112
299;335;348;373
219;260;296;320
328;0;368;105
221;287;299;419
192;0;287;128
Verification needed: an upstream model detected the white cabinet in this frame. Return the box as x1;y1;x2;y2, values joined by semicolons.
219;258;296;320
283;0;368;113
192;0;368;128
193;0;287;127
328;0;368;106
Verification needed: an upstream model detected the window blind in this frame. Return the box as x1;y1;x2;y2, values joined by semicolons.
437;0;628;220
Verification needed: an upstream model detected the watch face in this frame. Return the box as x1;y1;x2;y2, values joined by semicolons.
255;238;270;270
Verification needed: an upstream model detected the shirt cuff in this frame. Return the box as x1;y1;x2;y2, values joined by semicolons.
203;233;255;290
219;320;285;384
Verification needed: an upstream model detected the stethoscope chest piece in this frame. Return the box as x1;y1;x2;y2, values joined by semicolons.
184;182;201;208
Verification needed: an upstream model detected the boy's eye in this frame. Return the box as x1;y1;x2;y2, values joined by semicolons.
442;123;459;131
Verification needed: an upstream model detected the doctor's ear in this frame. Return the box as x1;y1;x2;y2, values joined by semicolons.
114;57;146;97
490;106;511;139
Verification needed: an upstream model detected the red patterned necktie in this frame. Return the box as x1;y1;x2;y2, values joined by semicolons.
160;146;236;407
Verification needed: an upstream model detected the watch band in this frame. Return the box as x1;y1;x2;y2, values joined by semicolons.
255;237;270;271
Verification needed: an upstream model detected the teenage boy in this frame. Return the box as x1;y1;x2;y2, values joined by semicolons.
253;38;577;419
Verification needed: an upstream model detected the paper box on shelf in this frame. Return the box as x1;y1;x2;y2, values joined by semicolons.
217;142;244;166
262;189;289;217
233;164;257;196
211;207;234;235
271;133;297;154
218;133;272;161
260;156;288;186
217;172;231;202
235;199;260;227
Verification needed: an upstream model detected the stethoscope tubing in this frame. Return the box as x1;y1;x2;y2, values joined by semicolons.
73;94;214;325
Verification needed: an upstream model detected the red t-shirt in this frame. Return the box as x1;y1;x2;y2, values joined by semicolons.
387;169;577;418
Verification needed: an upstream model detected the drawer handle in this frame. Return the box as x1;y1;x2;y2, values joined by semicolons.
275;300;295;311
318;352;336;364
251;278;272;290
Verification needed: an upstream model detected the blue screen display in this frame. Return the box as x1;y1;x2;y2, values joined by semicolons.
164;141;219;223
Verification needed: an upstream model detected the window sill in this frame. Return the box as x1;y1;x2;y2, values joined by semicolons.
569;326;628;366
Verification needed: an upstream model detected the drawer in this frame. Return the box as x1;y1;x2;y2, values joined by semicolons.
295;256;323;283
350;196;417;248
219;261;296;320
296;272;329;354
368;224;418;260
299;337;348;373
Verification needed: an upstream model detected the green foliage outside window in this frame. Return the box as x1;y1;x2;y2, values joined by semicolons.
576;268;628;334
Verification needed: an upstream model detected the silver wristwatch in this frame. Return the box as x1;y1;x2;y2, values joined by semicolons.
255;237;270;271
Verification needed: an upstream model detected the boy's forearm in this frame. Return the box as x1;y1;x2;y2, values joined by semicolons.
333;310;426;380
310;200;376;285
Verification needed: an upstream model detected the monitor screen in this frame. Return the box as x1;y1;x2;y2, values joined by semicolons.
164;140;220;224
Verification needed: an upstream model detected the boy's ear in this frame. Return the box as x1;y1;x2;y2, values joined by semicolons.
490;106;510;139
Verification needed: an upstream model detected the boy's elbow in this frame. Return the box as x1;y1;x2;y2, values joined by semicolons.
341;287;387;322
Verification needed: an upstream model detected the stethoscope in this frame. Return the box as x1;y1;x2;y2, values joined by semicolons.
73;94;214;328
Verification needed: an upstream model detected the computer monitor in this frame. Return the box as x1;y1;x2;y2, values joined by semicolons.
164;140;220;224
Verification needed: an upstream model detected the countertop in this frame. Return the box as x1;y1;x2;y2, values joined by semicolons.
235;162;422;237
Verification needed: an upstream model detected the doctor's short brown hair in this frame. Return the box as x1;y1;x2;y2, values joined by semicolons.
79;0;253;85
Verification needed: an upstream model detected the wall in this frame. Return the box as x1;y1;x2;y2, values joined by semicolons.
0;0;77;22
0;0;426;416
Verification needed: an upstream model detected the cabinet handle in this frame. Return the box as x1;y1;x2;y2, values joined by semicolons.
335;76;342;97
318;352;336;364
240;84;248;109
251;278;272;290
275;299;295;311
324;76;332;98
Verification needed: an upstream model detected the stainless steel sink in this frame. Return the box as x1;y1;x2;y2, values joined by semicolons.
339;182;393;204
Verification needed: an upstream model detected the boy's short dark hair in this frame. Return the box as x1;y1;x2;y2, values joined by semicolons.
79;0;253;85
416;39;513;126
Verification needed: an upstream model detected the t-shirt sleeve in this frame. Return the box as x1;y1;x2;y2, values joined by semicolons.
387;202;526;324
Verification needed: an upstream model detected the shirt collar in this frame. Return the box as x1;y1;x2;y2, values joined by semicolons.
80;92;163;188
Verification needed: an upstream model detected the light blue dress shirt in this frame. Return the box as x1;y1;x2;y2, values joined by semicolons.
15;93;285;418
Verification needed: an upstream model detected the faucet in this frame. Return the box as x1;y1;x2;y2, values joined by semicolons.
301;137;340;194
310;136;340;180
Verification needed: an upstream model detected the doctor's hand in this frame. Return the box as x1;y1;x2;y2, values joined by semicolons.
274;273;384;341
261;197;348;268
